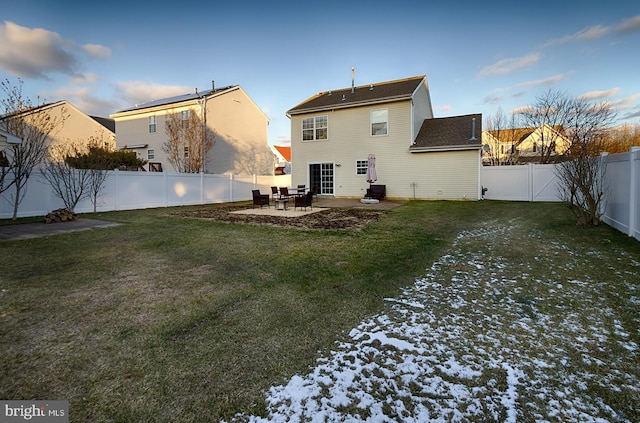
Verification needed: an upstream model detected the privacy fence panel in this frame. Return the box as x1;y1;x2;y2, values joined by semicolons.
0;170;291;219
482;163;562;202
602;148;639;241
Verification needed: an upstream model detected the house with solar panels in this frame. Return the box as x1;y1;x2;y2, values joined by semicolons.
110;83;275;174
286;75;483;200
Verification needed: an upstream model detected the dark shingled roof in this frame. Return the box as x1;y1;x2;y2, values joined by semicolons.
287;76;426;115
411;114;482;151
91;116;115;133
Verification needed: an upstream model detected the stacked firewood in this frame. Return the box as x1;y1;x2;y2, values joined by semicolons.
44;208;79;224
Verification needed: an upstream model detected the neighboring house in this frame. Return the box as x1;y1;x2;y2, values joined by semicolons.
286;75;482;200
0;100;115;159
110;84;274;174
0;128;21;165
271;145;291;175
482;124;570;165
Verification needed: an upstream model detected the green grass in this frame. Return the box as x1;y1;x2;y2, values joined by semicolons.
0;201;638;422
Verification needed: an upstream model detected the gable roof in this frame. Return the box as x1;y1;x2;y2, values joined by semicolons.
485;124;566;145
115;85;238;113
287;75;426;115
90;116;115;133
410;114;482;152
273;145;291;161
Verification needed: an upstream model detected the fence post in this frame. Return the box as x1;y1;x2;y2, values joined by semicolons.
200;172;204;205
114;169;119;211
528;163;534;202
630;147;639;238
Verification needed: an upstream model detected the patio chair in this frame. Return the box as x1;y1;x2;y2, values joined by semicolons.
270;186;279;203
294;191;313;211
279;187;294;199
296;184;306;195
252;189;270;208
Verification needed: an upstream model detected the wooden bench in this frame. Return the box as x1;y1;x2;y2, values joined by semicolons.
365;184;386;200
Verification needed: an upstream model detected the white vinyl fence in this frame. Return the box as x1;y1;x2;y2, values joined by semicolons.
601;148;640;241
481;148;640;242
0;170;291;219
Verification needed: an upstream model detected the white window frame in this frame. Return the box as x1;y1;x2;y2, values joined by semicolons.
356;160;368;175
147;149;155;160
302;115;328;141
183;146;189;158
181;110;190;129
370;108;388;136
149;116;157;133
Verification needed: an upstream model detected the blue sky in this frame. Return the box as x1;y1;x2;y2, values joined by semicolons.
1;1;639;146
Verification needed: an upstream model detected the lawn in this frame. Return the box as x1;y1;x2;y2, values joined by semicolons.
0;201;638;422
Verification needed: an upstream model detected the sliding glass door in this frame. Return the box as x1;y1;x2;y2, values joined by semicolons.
309;163;334;195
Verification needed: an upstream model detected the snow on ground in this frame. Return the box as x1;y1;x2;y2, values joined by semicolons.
231;224;639;422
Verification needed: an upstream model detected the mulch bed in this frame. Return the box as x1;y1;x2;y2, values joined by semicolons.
171;206;386;230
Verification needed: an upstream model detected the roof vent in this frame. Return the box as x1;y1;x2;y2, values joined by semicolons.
369;84;374;90
328;91;332;96
470;117;477;141
342;94;346;102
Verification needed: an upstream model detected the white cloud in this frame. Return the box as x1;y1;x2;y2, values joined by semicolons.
617;15;640;34
544;25;610;47
0;21;110;80
82;43;111;59
510;105;534;115
115;81;192;108
434;105;452;112
478;54;540;78
515;73;573;88
577;88;621;101
609;93;640;111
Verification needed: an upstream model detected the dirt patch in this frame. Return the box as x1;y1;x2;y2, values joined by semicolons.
171;206;386;230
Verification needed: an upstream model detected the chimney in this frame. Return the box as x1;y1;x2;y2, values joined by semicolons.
351;67;355;93
470;117;477;141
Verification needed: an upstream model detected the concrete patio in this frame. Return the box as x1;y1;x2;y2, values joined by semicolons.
235;197;406;217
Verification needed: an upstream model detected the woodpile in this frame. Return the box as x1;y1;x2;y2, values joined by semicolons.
44;208;79;224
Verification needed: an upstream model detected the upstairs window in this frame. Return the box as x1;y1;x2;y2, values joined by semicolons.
302;116;328;141
371;109;388;136
356;160;368;175
147;149;155;160
183;146;189;158
181;110;190;129
149;116;157;133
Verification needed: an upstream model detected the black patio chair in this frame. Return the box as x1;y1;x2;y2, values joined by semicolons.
252;189;270;208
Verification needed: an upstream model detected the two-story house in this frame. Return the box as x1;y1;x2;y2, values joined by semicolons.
286;75;482;200
110;83;275;174
0;100;115;159
482;124;570;165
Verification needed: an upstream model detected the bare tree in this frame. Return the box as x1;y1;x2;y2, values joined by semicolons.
483;107;521;165
163;108;215;173
554;96;617;226
603;123;640;153
518;89;573;164
483;108;506;166
0;147;15;195
41;141;92;212
0;79;67;219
